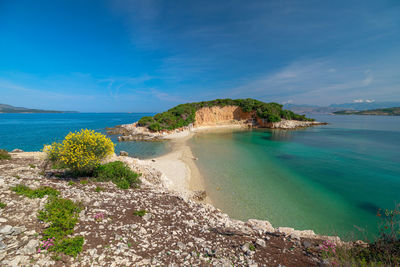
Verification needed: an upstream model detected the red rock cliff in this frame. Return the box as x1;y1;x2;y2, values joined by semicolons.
194;106;255;126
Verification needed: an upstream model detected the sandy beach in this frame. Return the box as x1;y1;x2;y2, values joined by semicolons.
150;124;250;203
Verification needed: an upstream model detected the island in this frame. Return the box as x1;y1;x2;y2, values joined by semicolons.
0;104;78;113
108;98;327;141
333;107;400;116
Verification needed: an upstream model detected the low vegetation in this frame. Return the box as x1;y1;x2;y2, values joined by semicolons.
38;196;84;257
11;184;60;198
0;149;11;160
11;184;84;257
133;210;147;217
94;161;141;189
43;129;115;175
0;202;6;209
137;98;314;131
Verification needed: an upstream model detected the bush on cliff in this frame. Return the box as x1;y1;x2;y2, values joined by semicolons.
43;129;115;174
94;161;141;189
137;98;314;132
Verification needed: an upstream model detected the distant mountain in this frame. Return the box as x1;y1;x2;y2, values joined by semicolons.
329;101;400;110
284;101;400;114
333;107;400;116
283;104;344;114
0;104;78;113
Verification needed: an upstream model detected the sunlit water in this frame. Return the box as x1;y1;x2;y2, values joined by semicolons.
0;113;168;159
188;115;400;240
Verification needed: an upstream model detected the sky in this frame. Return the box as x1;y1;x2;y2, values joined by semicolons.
0;0;399;112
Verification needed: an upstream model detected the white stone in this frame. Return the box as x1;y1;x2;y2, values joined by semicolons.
0;225;12;235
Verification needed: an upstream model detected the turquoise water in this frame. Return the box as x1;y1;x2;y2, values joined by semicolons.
189;115;400;240
0;113;168;159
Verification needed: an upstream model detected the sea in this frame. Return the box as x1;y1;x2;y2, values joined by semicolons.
1;113;399;240
0;113;168;159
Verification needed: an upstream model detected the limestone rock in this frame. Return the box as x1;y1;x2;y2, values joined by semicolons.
119;151;129;156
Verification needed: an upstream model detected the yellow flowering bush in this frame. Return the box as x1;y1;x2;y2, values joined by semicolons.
44;129;115;174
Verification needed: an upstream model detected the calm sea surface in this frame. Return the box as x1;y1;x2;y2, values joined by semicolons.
1;113;399;239
0;113;168;159
188;115;400;239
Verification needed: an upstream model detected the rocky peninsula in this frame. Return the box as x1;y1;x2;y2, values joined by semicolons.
109;102;326;142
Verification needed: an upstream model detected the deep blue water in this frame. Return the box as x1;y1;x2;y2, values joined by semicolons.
0;113;168;159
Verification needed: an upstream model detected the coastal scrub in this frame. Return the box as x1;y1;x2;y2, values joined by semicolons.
11;184;60;198
0;149;11;160
43;129;115;174
37;196;84;257
94;161;141;189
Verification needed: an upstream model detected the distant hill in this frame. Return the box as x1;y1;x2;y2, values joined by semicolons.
0;104;77;113
333;107;400;116
284;101;400;114
283;104;344;114
329;101;400;110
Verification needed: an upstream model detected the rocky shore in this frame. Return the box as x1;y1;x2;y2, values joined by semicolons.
0;151;339;266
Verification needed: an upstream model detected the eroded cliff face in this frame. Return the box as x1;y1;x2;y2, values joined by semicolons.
194;105;255;126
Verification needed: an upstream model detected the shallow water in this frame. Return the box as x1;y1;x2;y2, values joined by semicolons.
188;115;400;239
0;113;169;159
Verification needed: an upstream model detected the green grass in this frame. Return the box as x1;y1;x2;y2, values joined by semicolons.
38;197;84;257
80;180;89;185
133;210;147;217
94;161;141;189
249;244;256;251
29;164;36;168
11;184;60;199
0;149;11;160
94;186;104;192
68;181;76;186
0;202;6;209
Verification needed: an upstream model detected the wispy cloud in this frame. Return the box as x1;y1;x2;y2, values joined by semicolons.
225;57;398;105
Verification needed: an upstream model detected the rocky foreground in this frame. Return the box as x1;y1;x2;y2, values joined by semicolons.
0;152;334;266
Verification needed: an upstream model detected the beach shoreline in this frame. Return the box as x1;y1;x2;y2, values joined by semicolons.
151;124;253;204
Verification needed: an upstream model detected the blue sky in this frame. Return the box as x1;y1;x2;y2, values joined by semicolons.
0;0;399;112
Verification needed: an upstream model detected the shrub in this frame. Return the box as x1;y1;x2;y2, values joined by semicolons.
11;184;60;199
51;236;84;257
44;129;115;174
94;161;141;189
133;210;147;217
137;116;155;126
37;196;84;257
0;149;11;160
